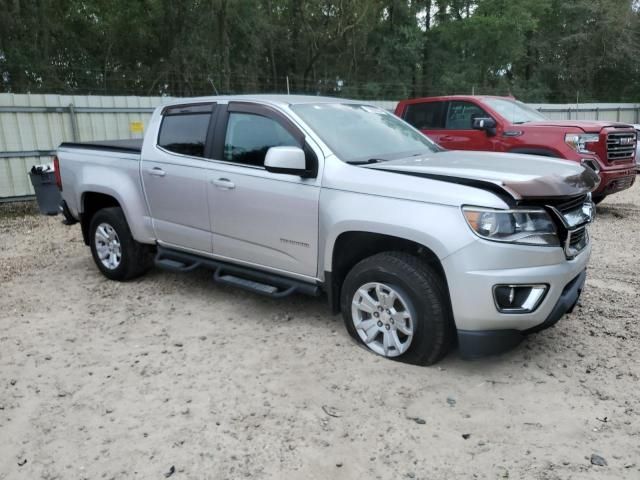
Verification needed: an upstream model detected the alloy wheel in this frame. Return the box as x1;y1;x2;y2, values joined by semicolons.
351;282;415;357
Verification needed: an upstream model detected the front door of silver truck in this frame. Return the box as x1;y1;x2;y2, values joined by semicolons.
206;102;320;278
141;103;216;253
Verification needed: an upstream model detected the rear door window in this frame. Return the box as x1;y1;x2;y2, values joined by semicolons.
402;101;445;130
445;101;489;130
158;105;213;158
223;112;299;167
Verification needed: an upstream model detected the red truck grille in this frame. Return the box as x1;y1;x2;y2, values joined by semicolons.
606;132;636;161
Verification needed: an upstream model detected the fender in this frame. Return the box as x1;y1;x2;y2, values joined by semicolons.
66;152;155;244
78;183;154;244
318;189;476;276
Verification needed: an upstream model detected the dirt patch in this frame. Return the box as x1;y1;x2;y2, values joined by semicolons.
1;186;639;479
0;200;39;219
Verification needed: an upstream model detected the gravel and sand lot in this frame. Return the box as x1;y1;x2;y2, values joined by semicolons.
1;185;639;480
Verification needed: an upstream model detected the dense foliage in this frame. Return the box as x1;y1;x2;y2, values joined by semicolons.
1;0;639;101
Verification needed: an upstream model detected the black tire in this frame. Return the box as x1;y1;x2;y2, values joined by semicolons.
592;194;606;205
340;251;454;365
89;207;152;281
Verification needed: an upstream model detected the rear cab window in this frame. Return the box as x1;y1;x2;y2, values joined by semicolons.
157;103;215;158
402;101;446;130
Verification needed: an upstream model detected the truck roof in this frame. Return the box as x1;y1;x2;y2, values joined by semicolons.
163;94;367;108
398;95;514;104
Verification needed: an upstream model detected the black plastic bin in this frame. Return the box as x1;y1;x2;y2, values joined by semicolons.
29;166;62;216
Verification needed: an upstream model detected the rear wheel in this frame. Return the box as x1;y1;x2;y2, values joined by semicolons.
89;207;152;281
341;252;454;365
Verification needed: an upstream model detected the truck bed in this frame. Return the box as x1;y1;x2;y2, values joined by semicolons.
59;139;143;154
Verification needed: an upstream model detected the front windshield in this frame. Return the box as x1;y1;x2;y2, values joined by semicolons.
483;97;547;124
291;103;440;163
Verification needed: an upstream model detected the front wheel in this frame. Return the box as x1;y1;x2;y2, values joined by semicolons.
89;207;152;281
341;252;454;365
592;194;606;205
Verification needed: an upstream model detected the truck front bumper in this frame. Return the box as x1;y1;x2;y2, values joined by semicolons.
442;238;591;358
457;269;586;358
594;165;636;195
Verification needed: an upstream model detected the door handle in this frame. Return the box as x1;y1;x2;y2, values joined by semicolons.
440;135;455;141
211;177;235;189
149;167;166;177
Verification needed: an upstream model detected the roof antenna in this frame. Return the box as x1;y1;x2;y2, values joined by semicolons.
208;78;219;95
286;75;290;95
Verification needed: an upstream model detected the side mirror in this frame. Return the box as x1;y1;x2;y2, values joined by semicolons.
472;117;497;131
264;146;311;177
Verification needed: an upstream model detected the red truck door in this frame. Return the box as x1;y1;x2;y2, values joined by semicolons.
438;100;497;151
401;100;447;144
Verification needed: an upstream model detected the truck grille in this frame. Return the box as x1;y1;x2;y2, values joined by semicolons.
544;194;592;259
607;132;636;161
565;227;588;259
553;194;588;215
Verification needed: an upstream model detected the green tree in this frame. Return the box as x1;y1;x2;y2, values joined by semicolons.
0;0;638;101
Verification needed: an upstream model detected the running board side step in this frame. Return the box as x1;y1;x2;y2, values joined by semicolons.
154;246;321;298
154;247;202;272
214;270;295;298
154;255;202;272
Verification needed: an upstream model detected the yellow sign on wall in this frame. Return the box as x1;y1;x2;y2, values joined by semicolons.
130;121;144;134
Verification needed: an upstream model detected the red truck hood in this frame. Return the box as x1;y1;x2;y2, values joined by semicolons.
522;120;631;133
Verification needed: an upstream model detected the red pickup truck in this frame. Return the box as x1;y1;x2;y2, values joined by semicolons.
395;95;637;203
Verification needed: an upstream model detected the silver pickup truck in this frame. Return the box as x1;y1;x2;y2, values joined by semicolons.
54;95;597;365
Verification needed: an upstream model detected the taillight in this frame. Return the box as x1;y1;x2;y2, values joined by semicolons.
53;155;63;191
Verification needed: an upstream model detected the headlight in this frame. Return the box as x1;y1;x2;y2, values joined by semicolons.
462;207;559;246
565;133;600;154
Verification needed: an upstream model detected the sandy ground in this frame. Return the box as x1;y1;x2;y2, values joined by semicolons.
1;185;639;480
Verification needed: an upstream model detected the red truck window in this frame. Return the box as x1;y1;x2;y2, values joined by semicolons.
403;101;445;130
445;101;488;130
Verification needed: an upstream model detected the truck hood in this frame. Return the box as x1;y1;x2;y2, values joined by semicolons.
365;150;600;202
521;119;631;132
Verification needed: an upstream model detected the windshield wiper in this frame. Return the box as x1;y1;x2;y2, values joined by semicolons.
347;158;388;165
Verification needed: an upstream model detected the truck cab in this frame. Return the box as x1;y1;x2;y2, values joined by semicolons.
395;95;637;203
